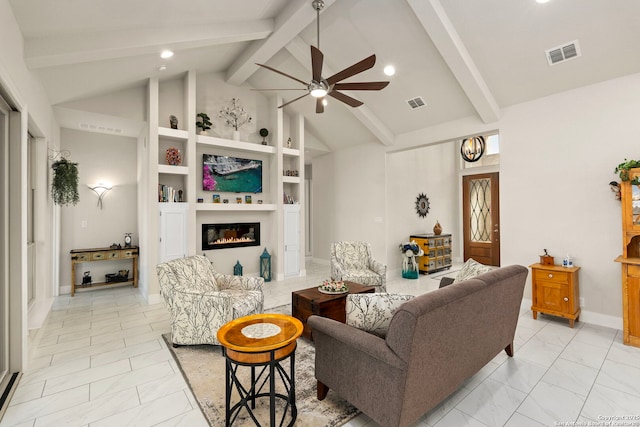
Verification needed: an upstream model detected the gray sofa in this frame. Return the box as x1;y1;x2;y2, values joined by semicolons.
308;264;528;427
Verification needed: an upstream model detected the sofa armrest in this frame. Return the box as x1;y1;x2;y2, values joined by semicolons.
213;272;264;291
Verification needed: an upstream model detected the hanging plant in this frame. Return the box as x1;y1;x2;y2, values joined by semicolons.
51;158;79;206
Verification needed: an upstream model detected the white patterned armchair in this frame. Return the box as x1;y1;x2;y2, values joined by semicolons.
331;241;387;292
157;255;264;346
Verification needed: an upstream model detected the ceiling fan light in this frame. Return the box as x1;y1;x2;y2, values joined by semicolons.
311;88;327;98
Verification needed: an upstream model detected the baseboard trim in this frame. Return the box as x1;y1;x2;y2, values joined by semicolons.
521;298;622;330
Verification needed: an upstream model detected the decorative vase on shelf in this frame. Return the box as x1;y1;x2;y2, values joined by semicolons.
165;147;182;166
232;130;240;141
433;221;442;235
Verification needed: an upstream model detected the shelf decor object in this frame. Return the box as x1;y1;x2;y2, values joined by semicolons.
196;112;212;135
219;98;252;140
260;248;272;282
260;128;269;145
165;147;182;165
233;260;243;276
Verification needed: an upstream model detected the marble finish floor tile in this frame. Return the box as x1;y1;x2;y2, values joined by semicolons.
8;260;640;427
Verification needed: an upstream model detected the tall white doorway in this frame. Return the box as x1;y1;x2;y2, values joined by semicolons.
0;90;11;409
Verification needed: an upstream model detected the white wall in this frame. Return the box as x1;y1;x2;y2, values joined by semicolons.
386;142;459;270
59;129;138;294
312;71;640;326
499;72;640;321
311;153;335;261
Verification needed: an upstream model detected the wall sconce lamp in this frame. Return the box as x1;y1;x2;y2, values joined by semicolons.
460;136;486;163
88;182;112;209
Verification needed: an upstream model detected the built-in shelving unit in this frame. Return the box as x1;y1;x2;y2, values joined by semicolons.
197;134;277;155
195;203;277;211
159;127;189;140
145;73;305;287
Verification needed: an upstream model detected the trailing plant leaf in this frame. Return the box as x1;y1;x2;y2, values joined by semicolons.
51;158;79;206
615;159;640;185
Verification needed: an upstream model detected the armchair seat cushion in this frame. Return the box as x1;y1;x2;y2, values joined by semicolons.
343;269;384;287
229;289;264;318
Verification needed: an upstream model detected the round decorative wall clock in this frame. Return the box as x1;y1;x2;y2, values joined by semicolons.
415;193;430;218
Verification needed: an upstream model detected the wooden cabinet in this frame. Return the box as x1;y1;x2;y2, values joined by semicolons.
615;167;640;347
530;263;580;327
410;234;452;274
70;247;139;297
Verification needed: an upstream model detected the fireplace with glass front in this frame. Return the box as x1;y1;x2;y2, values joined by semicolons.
202;222;260;250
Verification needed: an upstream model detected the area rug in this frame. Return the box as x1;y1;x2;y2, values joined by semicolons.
163;305;360;426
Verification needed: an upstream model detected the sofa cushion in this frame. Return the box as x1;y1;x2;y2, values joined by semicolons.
453;258;493;283
346;293;414;337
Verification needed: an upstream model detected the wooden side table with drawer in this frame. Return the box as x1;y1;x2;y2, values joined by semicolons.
530;263;580;327
70;246;139;296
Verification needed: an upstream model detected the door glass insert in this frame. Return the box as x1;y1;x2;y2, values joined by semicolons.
469;178;492;243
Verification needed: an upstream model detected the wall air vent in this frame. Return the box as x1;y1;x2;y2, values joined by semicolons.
78;123;124;135
545;40;581;66
406;96;426;110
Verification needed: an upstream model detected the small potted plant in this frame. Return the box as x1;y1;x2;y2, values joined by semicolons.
51;157;80;206
259;128;269;145
196;113;212;135
615;159;640;184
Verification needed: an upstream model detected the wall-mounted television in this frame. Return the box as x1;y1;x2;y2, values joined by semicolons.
203;154;262;193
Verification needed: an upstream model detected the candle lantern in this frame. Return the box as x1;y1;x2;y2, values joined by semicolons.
233;260;243;276
260;248;272;282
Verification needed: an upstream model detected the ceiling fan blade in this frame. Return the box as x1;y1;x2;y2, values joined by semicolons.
311;45;324;83
333;81;389;91
316;97;324;114
328;91;363;107
255;63;308;86
326;54;376;85
251;88;307;91
278;93;310;109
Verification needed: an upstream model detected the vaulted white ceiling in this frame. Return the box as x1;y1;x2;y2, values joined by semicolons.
9;0;640;152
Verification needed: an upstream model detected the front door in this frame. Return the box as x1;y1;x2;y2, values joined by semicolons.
462;172;500;266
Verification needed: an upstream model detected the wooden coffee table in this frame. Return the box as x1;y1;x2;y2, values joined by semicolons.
292;281;376;340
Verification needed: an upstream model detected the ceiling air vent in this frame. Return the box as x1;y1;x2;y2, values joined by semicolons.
545;40;581;66
406;96;426;110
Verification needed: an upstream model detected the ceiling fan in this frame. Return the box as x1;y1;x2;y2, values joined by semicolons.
255;0;389;113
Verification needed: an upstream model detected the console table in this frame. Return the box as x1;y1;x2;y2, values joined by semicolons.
70;246;139;296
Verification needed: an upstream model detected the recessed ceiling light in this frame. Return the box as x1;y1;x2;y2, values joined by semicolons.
160;50;174;59
384;65;396;76
158;65;167;71
322;99;328;106
536;0;550;3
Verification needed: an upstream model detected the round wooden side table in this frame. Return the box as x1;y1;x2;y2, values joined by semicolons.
217;313;303;427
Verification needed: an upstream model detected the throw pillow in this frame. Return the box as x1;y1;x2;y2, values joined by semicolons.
453;258;493;283
346;293;414;338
